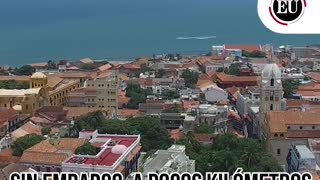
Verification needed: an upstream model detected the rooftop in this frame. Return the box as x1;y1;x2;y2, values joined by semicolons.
0;88;42;97
224;44;262;52
266;111;320;134
294;145;315;159
65;134;140;167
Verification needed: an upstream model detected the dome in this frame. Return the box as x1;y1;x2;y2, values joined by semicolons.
31;72;47;79
261;64;281;80
111;145;127;154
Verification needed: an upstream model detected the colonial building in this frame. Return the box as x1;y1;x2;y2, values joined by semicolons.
29;72;81;106
0;88;49;115
264;110;320;167
216;73;259;88
0;109;20;138
19;138;85;172
259;63;286;140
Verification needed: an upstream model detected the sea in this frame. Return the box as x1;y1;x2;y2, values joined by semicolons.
0;0;320;66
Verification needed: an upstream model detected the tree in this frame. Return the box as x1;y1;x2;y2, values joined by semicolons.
199;93;207;104
162;104;181;113
11;134;45;156
41;126;51;136
225;63;240;76
74;111;104;132
75;142;97;155
47;60;57;69
125;84;153;109
100;117;172;152
0;80;29;89
181;69;199;88
177;133;282;173
162;89;180;100
80;64;96;71
282;79;300;98
13;65;35;75
155;69;166;78
242;50;266;58
194;124;214;133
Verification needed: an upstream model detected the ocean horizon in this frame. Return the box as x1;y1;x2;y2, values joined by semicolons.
1;0;320;66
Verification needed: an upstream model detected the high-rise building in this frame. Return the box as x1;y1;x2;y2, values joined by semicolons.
68;70;119;111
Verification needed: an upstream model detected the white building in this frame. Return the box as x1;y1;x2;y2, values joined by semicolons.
143;145;195;175
62;131;142;178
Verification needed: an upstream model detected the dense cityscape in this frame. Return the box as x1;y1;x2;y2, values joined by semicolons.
0;44;320;179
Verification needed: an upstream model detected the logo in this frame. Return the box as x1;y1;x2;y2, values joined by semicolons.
269;0;306;26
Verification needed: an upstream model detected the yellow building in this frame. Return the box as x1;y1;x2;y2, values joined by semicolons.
68;71;119;111
29;72;81;106
0;88;49;114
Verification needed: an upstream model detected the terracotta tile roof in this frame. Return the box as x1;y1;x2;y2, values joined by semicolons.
63;107;111;119
117;109;139;117
287;99;320;107
26;141;57;153
0;76;30;82
79;58;94;64
182;100;200;111
20;151;69;165
0;148;19;165
198;74;210;81
11;121;42;141
29;62;48;67
296;91;320;97
308;72;320;82
170;129;185;141
196;79;214;89
47;75;63;89
0;108;18;125
193;133;213;142
217;73;259;82
226;86;240;95
266;111;320;133
120;63;140;70
98;64;113;72
57;72;90;79
55;138;85;152
298;81;320;91
196;56;210;66
118;95;129;107
224;44;262;52
118;73;129;81
1;163;29;179
20;138;85;165
206;71;216;79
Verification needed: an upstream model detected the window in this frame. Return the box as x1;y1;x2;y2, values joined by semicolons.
280;134;284;137
287;126;290;130
270;96;274;101
270;104;273;111
274;133;278;137
277;149;281;155
300;126;303;130
270;78;275;86
46;167;50;172
312;126;316;129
